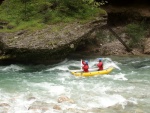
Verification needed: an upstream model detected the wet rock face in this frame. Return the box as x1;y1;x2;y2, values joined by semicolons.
97;0;150;6
100;0;150;25
0;0;4;4
144;38;150;54
0;18;106;64
107;12;150;26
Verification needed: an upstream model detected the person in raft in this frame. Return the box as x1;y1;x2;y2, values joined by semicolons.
97;58;103;71
82;60;89;72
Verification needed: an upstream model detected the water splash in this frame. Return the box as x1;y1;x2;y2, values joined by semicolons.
104;73;128;81
0;57;150;113
0;64;24;72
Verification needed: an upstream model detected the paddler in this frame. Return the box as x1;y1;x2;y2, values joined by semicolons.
82;59;89;72
97;58;103;70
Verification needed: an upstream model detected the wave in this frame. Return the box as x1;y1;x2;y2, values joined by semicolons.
0;64;24;72
103;73;128;81
45;57;121;72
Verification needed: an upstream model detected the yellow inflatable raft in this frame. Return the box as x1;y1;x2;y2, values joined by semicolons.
70;67;114;77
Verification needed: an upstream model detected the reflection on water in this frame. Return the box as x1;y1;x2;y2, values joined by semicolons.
0;56;150;113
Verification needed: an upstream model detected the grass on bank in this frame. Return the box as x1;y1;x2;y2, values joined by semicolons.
0;0;106;32
125;22;149;47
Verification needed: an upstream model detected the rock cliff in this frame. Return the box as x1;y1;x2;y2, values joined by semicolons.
0;17;106;64
100;0;150;25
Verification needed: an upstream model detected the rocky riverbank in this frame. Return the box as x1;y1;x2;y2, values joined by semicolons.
0;21;150;65
1;10;150;65
0;16;107;64
74;25;150;57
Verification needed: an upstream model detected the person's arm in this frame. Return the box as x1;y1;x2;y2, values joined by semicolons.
82;60;85;65
97;63;99;67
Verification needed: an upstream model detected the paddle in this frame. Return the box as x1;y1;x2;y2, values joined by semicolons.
81;59;84;76
81;59;82;70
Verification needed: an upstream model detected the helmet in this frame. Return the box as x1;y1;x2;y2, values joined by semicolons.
98;58;102;61
85;60;88;64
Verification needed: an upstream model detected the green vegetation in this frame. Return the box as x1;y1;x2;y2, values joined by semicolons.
0;0;106;32
125;22;148;47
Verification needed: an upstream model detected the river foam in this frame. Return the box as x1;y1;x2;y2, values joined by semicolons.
0;57;150;113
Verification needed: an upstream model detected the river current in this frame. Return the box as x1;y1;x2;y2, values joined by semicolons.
0;56;150;113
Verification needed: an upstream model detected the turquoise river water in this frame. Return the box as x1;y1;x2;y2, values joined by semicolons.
0;56;150;113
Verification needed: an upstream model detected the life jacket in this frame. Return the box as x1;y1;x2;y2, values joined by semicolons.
97;62;103;70
82;64;89;72
82;60;89;72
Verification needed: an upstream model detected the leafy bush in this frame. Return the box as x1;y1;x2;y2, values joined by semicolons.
126;23;146;47
0;0;106;31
